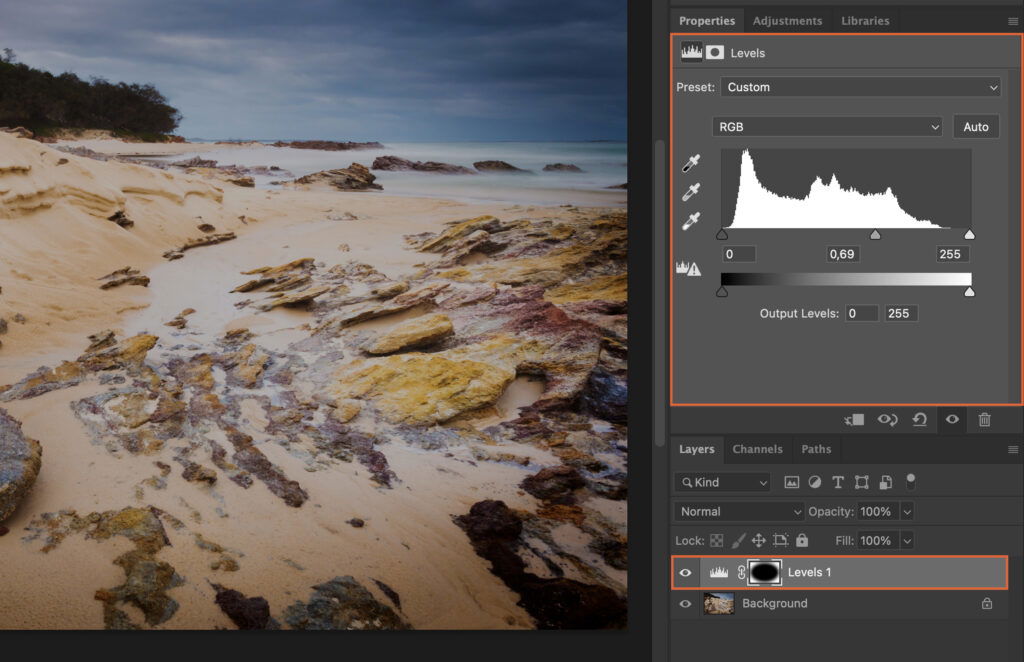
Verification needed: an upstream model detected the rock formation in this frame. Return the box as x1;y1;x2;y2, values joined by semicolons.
473;160;529;173
542;163;583;172
0;409;42;521
271;140;383;151
371;155;475;174
292;163;381;191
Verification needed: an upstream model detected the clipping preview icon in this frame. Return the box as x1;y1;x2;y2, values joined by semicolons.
705;44;725;60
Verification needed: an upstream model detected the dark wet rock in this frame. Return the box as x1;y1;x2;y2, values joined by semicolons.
520;465;585;503
233;257;315;293
284;576;411;630
455;500;625;629
272;140;383;151
372;155;475;175
315;417;396;487
347;517;365;528
223;426;308;507
214;586;275;629
164;308;195;329
293;163;382;191
163;232;237;260
473;160;529;173
372;579;401;610
542;163;583;173
172;156;218;168
26;506;184;628
178;458;217;485
582;364;627;424
96;549;184;627
98;266;150;289
0;318;6;335
588;471;627;501
606;182;627;189
0;409;42;521
1;332;157;403
107;210;135;228
197;223;216;233
227;175;255;187
589;536;628;571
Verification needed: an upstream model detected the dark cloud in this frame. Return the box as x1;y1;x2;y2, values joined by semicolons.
0;0;625;140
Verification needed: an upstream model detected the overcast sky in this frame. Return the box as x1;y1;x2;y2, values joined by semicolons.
0;0;625;141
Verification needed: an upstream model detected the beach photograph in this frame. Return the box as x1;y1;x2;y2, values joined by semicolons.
0;0;627;630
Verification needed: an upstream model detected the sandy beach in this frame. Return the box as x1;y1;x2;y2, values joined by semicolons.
0;132;627;630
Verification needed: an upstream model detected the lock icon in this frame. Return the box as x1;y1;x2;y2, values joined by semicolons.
981;597;993;610
795;533;809;548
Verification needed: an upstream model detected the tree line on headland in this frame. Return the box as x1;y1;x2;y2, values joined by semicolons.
0;48;181;139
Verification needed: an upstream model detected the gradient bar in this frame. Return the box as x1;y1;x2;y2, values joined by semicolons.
721;272;972;286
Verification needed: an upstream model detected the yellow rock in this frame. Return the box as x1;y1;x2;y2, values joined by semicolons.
544;273;627;304
333;336;529;425
333;399;362;423
366;313;454;355
419;215;500;253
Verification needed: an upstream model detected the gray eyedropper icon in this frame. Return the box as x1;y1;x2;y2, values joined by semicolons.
682;182;701;201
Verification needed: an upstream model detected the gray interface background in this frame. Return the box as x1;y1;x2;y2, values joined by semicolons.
670;35;1022;404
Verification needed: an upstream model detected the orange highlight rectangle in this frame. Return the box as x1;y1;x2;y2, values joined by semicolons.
668;32;1024;407
670;554;1010;591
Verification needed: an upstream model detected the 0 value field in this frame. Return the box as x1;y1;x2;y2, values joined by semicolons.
722;245;756;263
846;304;880;322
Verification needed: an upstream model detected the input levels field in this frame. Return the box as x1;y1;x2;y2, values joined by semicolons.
670;555;1009;590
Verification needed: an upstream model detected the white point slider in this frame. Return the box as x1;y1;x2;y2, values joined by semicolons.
964;287;975;297
964;229;976;240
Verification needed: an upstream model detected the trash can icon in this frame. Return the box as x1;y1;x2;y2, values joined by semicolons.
978;412;992;428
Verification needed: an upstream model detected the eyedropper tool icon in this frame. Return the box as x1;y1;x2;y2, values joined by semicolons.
682;154;700;173
682;182;701;201
682;212;701;231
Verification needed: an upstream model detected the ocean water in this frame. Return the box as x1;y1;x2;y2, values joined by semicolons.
154;141;626;206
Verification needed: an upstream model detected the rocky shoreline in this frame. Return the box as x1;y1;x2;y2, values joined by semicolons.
0;131;626;630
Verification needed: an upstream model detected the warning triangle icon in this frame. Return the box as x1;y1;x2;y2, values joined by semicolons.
687;263;701;277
